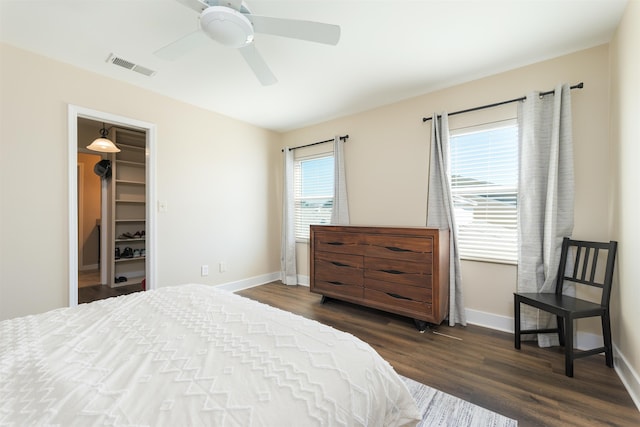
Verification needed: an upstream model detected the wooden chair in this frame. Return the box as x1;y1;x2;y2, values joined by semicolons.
514;237;618;377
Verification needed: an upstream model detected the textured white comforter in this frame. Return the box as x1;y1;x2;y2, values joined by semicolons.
0;284;420;426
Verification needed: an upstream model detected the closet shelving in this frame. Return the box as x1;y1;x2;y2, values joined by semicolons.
109;130;146;288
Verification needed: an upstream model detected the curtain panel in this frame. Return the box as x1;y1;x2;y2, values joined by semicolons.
280;147;297;286
517;83;574;347
427;113;466;326
330;136;350;225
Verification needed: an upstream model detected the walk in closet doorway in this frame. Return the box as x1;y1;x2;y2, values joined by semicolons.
68;105;157;307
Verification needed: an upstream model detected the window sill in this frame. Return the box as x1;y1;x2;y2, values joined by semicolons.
460;256;517;266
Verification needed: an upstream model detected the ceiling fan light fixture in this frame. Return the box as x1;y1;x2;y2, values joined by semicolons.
200;6;254;48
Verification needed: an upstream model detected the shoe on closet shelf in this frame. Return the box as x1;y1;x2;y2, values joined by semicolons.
115;247;121;259
133;249;141;258
118;232;135;239
140;248;145;257
121;247;134;258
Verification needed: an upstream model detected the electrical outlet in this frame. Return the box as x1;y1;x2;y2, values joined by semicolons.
219;261;227;273
201;265;209;276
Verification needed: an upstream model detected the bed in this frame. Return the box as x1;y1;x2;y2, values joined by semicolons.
0;284;420;426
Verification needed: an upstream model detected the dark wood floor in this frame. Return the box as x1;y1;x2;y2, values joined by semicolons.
78;283;143;304
238;282;639;427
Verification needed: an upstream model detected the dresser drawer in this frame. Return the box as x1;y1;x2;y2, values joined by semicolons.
364;288;432;317
314;280;363;299
365;278;432;303
314;231;364;255
364;235;433;263
314;252;364;286
364;257;432;287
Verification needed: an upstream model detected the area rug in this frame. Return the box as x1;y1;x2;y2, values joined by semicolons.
400;375;517;427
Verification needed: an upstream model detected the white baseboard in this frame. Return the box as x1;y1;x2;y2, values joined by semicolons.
465;308;514;333
614;344;640;411
217;272;280;293
217;272;308;293
576;330;604;350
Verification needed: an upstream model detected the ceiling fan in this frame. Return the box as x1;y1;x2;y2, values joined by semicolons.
155;0;341;85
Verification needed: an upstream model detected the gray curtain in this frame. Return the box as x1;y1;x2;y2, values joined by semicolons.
427;113;466;326
517;83;574;347
280;147;297;286
330;136;350;225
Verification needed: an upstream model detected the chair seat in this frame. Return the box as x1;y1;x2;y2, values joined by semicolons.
515;292;605;318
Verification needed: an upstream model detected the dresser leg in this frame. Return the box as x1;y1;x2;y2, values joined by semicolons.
414;319;429;333
320;295;327;304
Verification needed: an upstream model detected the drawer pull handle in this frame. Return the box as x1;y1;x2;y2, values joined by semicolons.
328;281;344;286
331;261;349;267
380;269;404;275
387;292;412;301
328;242;344;246
386;246;411;252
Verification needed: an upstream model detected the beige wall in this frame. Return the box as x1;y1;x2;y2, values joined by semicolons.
0;43;281;320
282;45;611;326
609;0;640;403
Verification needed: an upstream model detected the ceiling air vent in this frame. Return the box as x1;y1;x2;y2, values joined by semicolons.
106;53;156;77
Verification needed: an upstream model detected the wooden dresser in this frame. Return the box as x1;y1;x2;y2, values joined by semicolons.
310;225;450;330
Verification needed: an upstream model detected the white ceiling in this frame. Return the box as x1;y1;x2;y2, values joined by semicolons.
0;0;628;132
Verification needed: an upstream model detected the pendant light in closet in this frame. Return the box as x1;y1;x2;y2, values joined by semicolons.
86;123;120;153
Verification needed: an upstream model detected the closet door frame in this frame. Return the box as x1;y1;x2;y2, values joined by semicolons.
67;105;157;307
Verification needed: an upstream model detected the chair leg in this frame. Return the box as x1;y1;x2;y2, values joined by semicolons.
514;296;521;349
564;316;574;377
602;311;614;368
557;315;565;346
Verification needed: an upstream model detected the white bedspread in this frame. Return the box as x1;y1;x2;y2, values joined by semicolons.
0;284;420;426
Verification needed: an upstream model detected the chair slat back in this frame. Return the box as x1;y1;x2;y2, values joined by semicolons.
555;238;618;307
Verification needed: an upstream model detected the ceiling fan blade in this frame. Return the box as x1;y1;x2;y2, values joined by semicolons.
238;44;277;86
174;0;209;13
248;15;340;45
154;30;206;60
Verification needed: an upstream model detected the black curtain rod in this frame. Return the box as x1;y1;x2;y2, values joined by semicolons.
281;134;349;152
422;82;584;123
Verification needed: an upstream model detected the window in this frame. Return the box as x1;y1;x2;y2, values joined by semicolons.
449;120;518;263
294;154;334;240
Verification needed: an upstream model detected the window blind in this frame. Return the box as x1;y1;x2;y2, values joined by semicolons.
450;121;518;263
294;155;334;240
